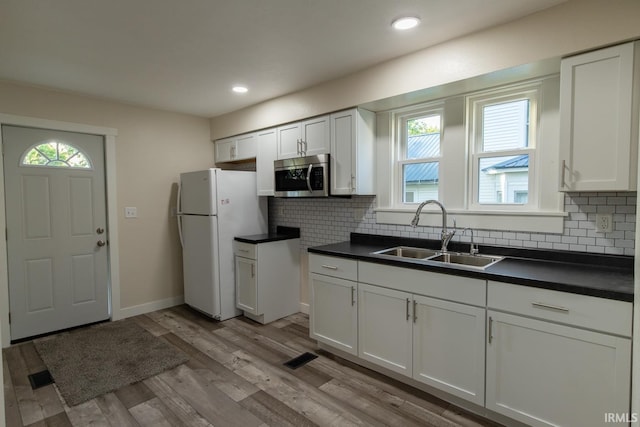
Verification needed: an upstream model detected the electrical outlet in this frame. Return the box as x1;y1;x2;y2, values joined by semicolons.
595;213;613;233
124;207;138;218
279;206;285;216
353;208;365;221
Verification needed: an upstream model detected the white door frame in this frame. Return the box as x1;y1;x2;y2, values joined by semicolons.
0;113;121;347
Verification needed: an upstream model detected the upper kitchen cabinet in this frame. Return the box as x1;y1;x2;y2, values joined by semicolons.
277;115;330;159
215;132;257;163
330;108;376;195
559;41;640;191
256;128;277;196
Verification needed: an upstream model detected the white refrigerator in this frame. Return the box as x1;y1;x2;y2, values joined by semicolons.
177;169;267;320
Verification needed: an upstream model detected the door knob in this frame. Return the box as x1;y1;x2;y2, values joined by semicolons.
96;227;105;234
97;240;106;247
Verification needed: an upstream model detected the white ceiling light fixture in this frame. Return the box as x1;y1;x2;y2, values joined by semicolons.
391;16;421;30
232;85;248;93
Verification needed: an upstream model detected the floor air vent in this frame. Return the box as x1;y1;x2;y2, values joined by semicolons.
28;369;54;389
283;352;318;369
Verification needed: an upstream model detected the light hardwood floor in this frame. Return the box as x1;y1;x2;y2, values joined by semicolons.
3;306;502;426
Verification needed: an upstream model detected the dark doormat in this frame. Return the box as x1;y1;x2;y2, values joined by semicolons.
28;369;54;389
284;352;318;369
34;320;188;406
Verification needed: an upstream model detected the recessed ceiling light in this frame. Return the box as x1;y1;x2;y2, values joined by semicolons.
391;16;421;30
232;85;248;93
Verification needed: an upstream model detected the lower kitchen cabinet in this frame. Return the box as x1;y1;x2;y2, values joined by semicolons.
234;238;300;324
357;277;486;405
486;310;631;427
358;283;412;376
309;272;358;355
412;295;485;406
309;255;634;426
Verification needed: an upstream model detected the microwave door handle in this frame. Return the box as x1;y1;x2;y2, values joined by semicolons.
306;164;314;192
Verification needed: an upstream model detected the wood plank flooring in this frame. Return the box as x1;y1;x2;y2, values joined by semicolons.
3;306;502;426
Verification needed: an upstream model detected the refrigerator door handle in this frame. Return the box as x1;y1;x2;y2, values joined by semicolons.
176;180;185;248
176;181;183;215
177;214;185;248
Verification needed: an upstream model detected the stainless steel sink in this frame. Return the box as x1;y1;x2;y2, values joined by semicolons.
429;252;503;270
372;246;438;259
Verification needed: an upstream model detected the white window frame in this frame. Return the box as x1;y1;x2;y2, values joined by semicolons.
375;76;564;233
467;83;540;211
394;103;444;208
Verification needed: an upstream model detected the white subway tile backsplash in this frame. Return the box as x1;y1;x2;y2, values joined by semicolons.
269;192;636;255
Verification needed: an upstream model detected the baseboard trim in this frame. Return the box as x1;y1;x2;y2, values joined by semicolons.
299;302;309;315
115;295;184;320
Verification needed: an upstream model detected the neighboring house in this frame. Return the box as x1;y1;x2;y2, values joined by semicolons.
404;133;439;202
479;154;529;204
405;97;530;205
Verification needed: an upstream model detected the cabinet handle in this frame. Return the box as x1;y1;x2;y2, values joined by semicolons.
238;249;249;253
413;300;417;323
531;302;570;313
351;286;356;306
488;316;493;344
250;264;255;278
231;146;236;159
560;159;566;188
351;175;356;192
297;139;302;156
406;298;410;321
321;264;338;270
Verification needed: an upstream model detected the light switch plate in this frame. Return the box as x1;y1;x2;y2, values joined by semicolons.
595;213;613;233
124;207;138;218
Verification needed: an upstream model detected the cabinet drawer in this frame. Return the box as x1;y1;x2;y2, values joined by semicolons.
309;253;357;281
234;241;256;259
487;281;632;336
359;262;485;307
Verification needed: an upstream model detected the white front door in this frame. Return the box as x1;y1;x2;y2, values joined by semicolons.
2;125;109;340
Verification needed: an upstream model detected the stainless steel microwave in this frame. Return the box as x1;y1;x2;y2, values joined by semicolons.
274;154;329;197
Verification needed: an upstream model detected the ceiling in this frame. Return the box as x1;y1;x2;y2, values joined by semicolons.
0;0;565;118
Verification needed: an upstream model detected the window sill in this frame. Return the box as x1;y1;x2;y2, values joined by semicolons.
375;208;567;233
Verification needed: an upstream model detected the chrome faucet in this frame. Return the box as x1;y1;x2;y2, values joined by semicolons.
462;227;479;255
410;199;456;253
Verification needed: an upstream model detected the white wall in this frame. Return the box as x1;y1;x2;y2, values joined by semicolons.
0;81;213;315
210;0;640;139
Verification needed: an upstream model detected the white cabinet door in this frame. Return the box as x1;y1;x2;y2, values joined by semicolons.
358;283;412;376
215;133;256;163
309;272;358;355
235;256;258;315
277;122;302;159
256;128;277;196
412;295;485;406
559;41;639;191
330;109;375;195
235;133;256;160
486;310;631;427
215;137;235;163
301;115;330;157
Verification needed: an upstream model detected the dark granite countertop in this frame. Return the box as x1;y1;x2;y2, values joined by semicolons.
308;233;634;302
235;226;300;244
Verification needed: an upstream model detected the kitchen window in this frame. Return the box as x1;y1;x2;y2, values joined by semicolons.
468;84;539;210
376;74;564;233
396;105;443;205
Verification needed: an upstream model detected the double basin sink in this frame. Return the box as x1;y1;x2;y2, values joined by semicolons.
372;246;503;270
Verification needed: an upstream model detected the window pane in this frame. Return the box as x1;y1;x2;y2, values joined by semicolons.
478;155;528;204
403;162;439;203
482;99;529;152
406;115;440;159
22;141;92;169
